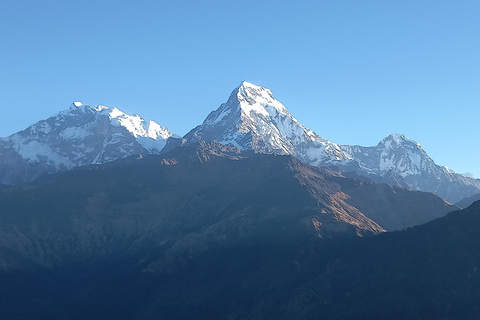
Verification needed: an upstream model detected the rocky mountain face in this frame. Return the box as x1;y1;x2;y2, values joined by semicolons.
456;192;480;209
0;102;177;185
0;82;478;203
0;142;474;319
341;133;480;203
0;142;456;269
184;81;350;167
0;83;478;319
140;200;480;320
184;82;480;203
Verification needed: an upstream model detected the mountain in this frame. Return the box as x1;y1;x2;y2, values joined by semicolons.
184;81;351;167
456;192;480;209
0;142;472;319
0;102;177;185
0;142;456;269
138;200;480;320
341;133;480;203
1;82;478;202
184;82;480;203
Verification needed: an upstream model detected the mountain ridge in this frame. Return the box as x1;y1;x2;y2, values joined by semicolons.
184;82;480;203
1;82;479;203
0;142;473;319
0;141;457;271
184;81;349;165
0;102;177;185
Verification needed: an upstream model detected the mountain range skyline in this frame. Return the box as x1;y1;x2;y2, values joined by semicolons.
2;78;478;178
2;2;480;179
2;3;479;318
1;81;478;204
0;138;477;319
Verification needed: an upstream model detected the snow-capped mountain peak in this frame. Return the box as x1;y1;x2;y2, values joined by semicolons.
202;81;293;126
341;132;435;178
185;81;350;165
380;132;421;148
2;84;479;204
102;106;174;141
61;101;92;115
378;133;432;176
56;103;176;145
339;131;480;203
235;81;290;117
0;103;177;185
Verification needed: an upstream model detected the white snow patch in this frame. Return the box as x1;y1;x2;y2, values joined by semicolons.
206;107;232;125
95;105;111;112
136;136;167;152
60;126;92;140
383;132;421;146
379;150;395;172
145;120;174;140
105;107;174;141
237;82;290;118
407;150;422;170
109;107;126;119
14;139;72;168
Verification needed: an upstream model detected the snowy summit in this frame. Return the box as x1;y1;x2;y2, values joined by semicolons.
0;103;177;185
0;82;479;204
185;82;480;203
185;81;349;165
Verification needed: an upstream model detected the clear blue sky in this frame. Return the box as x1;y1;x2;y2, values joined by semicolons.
1;1;479;177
